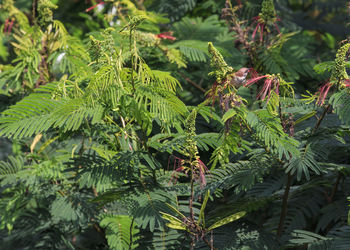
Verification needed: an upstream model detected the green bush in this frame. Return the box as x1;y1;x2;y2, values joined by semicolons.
0;0;350;249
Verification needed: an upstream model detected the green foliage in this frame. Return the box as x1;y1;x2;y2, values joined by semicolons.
100;215;139;250
284;144;321;181
1;0;350;249
290;230;333;249
207;211;246;230
0;91;104;138
246;109;300;160
330;89;350;125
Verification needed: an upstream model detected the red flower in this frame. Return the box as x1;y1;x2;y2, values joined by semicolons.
156;32;176;41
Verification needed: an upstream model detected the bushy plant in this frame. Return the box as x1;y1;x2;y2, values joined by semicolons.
0;0;350;249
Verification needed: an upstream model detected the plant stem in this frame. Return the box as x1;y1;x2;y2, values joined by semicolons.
32;0;37;25
277;104;331;237
203;236;217;250
329;172;342;203
129;29;135;92
277;172;293;236
189;160;195;249
179;72;206;93
129;218;135;250
189;162;195;220
312;105;330;133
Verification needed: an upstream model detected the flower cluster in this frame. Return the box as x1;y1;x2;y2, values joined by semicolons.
37;0;58;26
244;74;280;101
252;0;280;42
168;155;208;189
3;18;15;34
316;43;350;105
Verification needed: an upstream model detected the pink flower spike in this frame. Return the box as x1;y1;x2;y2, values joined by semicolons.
199;167;207;189
244;75;268;87
344;79;350;87
249;68;259;79
275;80;280;95
259;23;264;42
198;159;209;171
4;18;9;33
198;160;208;189
175;166;185;172
259;78;272;100
168;155;184;170
252;24;259;40
274;23;281;34
267;84;273;101
86;1;105;12
317;82;332;106
8;19;14;32
156;32;176;41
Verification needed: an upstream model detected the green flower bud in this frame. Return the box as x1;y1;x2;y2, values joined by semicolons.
208;42;233;82
331;43;350;83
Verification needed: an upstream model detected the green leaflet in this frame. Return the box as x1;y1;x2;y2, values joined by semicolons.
222;109;237;122
207;211;246;231
160;212;187;231
198;190;210;227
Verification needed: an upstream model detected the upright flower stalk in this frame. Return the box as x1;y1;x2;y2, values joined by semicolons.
316;43;350;105
252;0;280;42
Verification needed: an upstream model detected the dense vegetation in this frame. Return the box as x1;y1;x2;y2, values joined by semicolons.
1;0;350;249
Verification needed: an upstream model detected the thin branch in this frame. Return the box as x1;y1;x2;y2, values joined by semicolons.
129;218;135;250
203;235;217;250
179;72;206;93
93;222;106;242
135;0;146;10
312;105;331;133
129;29;136;92
277;172;293;236
277;102;331;237
32;0;38;25
189;162;195;220
329;172;342;203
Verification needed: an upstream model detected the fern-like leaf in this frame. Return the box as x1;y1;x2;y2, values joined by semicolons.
247;109;300;159
100;214;139;250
